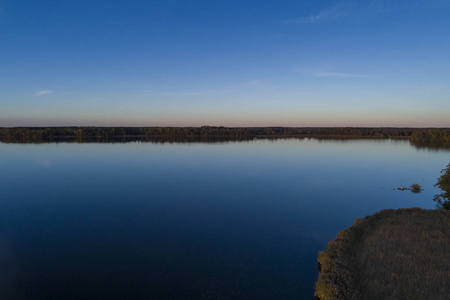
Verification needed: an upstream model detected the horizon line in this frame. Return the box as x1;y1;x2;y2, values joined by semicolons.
1;125;449;129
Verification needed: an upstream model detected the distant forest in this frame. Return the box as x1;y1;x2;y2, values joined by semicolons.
0;126;419;142
0;127;449;148
409;129;450;149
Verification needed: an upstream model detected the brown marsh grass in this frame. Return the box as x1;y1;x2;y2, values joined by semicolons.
315;208;450;300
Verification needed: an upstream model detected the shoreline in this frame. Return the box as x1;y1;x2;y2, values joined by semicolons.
0;126;428;144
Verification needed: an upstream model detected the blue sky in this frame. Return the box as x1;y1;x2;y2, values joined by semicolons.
1;0;450;127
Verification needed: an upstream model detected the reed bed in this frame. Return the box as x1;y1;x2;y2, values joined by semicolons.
315;208;450;300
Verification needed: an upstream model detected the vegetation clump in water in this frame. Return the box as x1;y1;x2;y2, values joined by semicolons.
409;183;421;193
315;208;450;300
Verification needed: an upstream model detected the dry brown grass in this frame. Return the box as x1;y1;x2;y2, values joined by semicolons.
315;208;450;300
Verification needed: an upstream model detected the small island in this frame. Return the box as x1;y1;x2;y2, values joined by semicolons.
315;208;450;300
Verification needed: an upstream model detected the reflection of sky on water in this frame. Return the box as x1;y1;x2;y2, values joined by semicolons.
0;139;448;299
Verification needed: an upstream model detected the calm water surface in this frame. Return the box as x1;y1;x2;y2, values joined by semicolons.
0;139;448;299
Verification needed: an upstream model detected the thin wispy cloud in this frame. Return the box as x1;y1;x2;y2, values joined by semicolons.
142;90;202;96
294;64;366;78
314;71;365;78
285;0;450;25
34;90;53;96
284;1;390;24
284;3;356;24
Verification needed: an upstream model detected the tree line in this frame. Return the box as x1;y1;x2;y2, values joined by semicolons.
0;126;423;143
409;129;450;149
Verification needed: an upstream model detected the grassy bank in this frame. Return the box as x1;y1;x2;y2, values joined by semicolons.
315;208;450;300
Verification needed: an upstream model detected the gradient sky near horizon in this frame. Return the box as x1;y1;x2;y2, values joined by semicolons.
1;0;450;127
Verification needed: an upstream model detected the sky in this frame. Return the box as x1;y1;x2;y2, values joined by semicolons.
1;0;450;127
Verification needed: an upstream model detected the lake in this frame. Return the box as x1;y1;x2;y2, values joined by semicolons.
0;138;448;299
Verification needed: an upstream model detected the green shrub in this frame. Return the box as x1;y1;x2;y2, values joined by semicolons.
434;163;450;210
